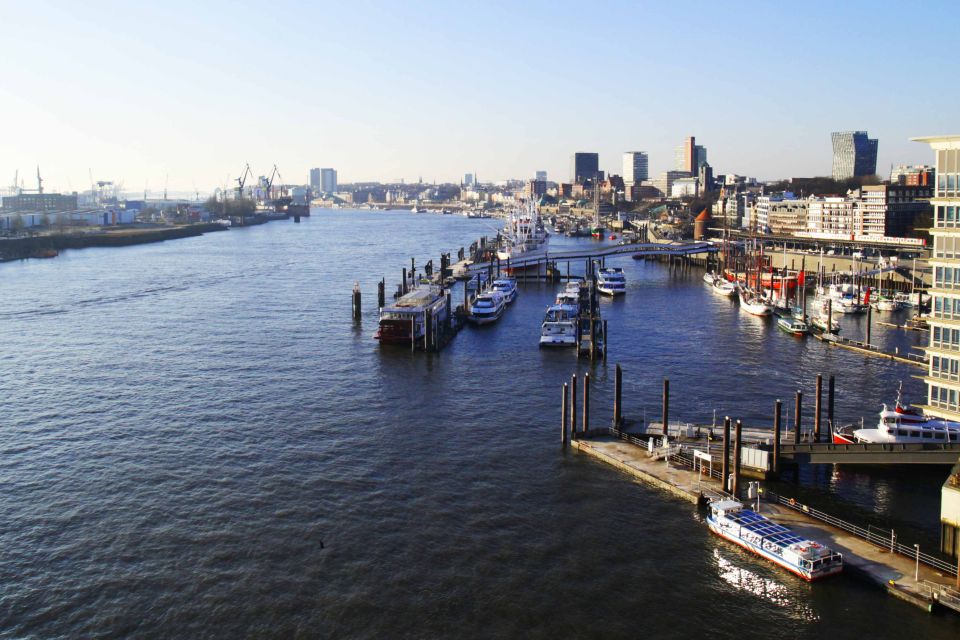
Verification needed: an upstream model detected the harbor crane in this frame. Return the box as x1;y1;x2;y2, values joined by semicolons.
235;163;253;200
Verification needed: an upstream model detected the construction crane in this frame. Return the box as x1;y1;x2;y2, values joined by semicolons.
265;164;280;201
36;166;43;194
235;163;252;200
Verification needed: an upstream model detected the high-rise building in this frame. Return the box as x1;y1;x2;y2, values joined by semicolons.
535;170;547;182
571;152;599;184
320;168;337;193
831;131;879;180
309;168;321;189
674;137;706;173
622;152;649;184
464;173;475;186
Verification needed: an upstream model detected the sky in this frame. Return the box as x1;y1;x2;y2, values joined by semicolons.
1;0;957;194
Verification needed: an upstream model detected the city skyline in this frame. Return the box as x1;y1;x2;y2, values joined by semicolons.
2;0;958;192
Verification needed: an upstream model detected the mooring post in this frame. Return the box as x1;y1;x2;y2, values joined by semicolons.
794;390;802;444
613;363;622;429
424;308;432;352
583;372;590;434
602;320;608;361
378;278;385;309
773;400;782;474
662;378;670;442
402;267;407;295
866;303;872;347
827;298;833;332
814;374;822;443
570;374;578;439
828;375;836;439
733;419;743;498
410;257;415;283
410;317;415;353
722;416;731;492
561;383;569;446
352;282;361;320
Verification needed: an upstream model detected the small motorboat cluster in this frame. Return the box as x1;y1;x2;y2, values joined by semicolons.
540;281;583;347
468;278;518;325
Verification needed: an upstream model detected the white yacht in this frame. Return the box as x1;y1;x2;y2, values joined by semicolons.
468;290;506;325
497;200;549;271
833;385;960;444
490;278;518;303
539;305;578;347
596;268;626;296
738;289;773;316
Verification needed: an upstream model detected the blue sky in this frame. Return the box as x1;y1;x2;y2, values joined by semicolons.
1;0;956;192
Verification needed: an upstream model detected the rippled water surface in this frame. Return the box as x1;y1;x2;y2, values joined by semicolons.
1;210;957;638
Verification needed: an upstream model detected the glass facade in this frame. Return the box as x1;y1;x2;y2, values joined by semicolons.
831;131;879;180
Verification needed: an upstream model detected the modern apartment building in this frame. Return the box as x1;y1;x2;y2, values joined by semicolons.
320;168;337;193
891;164;935;186
831;131;879;180
673;137;707;173
309;168;321;190
805;185;930;239
914;135;960;422
571;153;599;184
753;195;808;235
622;152;649;184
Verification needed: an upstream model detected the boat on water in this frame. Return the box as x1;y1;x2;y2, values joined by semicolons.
872;293;903;312
738;289;773;316
809;313;841;334
706;499;843;581
468;290;506;325
596;268;626;296
777;316;809;336
375;285;448;345
539;305;578;347
833;385;960;444
704;272;737;297
490;278;518;303
497;200;549;271
823;283;869;314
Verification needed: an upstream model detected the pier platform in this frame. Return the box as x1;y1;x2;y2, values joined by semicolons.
572;433;960;613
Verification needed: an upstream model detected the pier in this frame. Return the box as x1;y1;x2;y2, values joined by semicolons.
559;366;960;615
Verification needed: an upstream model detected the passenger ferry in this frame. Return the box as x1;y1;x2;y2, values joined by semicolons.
706;499;843;581
833;385;960;444
468;291;506;325
596;268;626;296
375;285;448;345
490;278;518;303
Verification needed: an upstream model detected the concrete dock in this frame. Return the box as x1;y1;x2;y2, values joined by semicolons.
573;434;960;613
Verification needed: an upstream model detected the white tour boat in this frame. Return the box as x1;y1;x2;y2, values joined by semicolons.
490;278;518;303
539;305;578;347
468;290;506;325
833;385;960;444
596;268;626;296
706;499;843;581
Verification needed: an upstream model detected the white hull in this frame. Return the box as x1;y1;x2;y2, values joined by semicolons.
707;519;841;582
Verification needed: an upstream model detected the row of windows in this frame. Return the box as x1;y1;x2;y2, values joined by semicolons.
939;174;960;198
935;206;960;227
930;384;960;413
935;234;960;258
934;266;960;289
931;355;960;381
932;326;960;350
933;296;960;319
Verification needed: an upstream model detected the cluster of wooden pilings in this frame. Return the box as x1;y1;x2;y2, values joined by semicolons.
559;368;839;499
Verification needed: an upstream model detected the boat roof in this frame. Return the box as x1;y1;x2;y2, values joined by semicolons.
725;509;808;548
392;286;443;308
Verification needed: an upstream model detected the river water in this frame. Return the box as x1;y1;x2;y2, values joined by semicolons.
1;209;957;638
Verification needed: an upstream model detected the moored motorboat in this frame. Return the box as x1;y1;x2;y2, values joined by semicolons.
539;305;578;347
490;278;518;303
706;499;843;581
777;316;809;336
468;290;506;325
738;289;773;316
596;268;626;296
833;385;960;444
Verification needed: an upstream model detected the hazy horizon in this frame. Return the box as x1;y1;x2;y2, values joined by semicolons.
2;0;956;193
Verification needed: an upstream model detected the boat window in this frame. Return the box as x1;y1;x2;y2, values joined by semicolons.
897;429;908;436
923;431;933;439
935;432;945;440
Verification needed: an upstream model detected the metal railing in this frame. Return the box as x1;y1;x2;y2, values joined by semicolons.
769;492;958;576
918;580;960;612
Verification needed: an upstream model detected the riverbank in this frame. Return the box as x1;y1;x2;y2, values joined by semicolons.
0;223;228;263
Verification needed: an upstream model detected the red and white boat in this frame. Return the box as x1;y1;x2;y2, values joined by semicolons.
833;385;960;444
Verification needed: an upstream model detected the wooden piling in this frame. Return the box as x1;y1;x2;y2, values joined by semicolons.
773;400;782;473
352;283;361;320
722;416;731;492
424;308;432;352
570;374;578;438
662;378;669;440
378;278;385;309
561;383;568;446
602;320;608;361
583;372;590;433
827;298;833;332
613;364;622;429
828;375;836;440
794;390;803;444
402;267;408;295
866;303;873;347
814;374;822;443
733;419;743;498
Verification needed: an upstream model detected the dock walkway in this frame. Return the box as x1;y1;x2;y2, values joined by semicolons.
573;434;959;613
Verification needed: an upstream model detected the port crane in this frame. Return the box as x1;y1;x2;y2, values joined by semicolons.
235;163;253;200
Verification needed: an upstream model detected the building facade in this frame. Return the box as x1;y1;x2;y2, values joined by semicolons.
534;171;547;182
571;153;599;184
622;151;649;184
891;164;935;186
1;193;78;212
831;130;879;180
309;168;321;190
804;185;931;239
320;168;337;193
754;195;808;235
914;135;960;423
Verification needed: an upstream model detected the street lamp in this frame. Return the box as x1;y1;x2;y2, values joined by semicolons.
914;544;920;582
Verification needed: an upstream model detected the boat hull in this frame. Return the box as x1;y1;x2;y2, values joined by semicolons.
706;520;841;582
